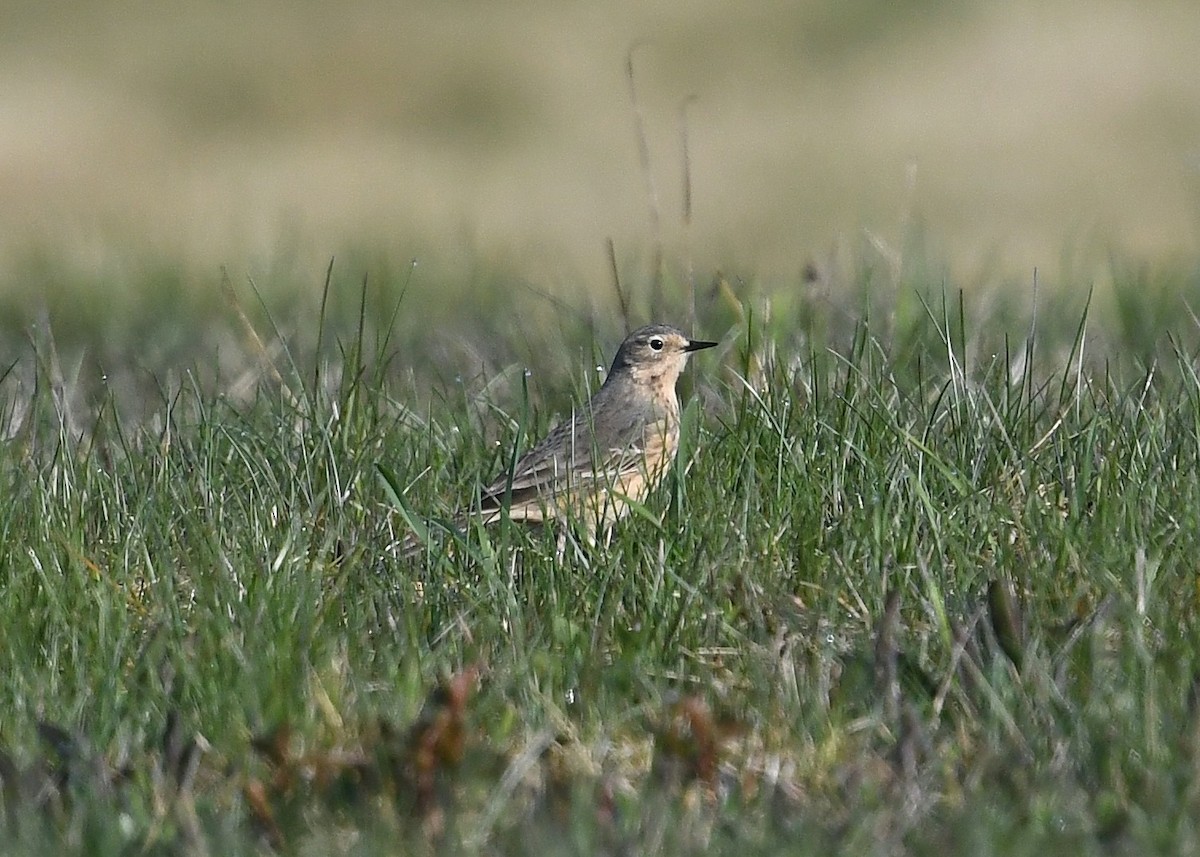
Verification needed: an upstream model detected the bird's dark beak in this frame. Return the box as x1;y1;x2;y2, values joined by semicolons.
684;337;718;353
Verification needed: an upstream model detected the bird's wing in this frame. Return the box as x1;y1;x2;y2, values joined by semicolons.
480;408;648;508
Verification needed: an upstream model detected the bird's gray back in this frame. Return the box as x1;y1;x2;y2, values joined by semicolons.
481;372;673;505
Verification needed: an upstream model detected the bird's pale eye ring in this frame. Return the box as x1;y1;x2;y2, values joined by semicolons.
649;336;664;351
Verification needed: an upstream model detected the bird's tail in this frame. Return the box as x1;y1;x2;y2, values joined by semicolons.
389;507;510;559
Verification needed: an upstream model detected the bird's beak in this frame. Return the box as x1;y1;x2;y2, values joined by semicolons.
684;337;719;353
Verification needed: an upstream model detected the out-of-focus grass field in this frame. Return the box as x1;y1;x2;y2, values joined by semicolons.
2;0;1199;295
4;2;1200;854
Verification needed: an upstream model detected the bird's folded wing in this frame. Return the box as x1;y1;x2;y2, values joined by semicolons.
480;416;648;507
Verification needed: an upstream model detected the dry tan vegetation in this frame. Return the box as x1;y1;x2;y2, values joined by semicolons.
2;0;1198;294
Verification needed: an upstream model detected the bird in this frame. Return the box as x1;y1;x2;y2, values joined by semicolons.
404;323;718;553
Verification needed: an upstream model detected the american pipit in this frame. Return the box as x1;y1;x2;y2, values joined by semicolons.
406;323;717;552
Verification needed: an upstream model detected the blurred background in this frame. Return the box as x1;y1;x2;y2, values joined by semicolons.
2;0;1199;299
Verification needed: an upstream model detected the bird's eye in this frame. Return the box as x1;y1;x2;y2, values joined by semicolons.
649;336;664;351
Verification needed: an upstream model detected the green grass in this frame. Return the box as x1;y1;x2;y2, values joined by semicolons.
3;254;1200;854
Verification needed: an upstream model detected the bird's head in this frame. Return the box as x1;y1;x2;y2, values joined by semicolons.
608;323;718;386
